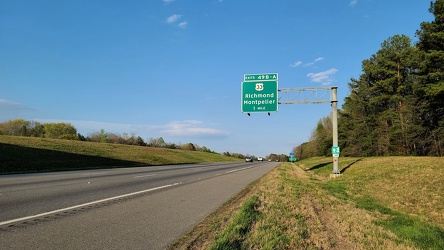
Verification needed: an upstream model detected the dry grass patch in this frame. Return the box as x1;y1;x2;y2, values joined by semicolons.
246;163;414;249
171;162;417;249
167;178;264;250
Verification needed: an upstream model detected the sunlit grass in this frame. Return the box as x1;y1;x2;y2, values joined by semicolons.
321;156;444;249
171;157;444;249
209;196;261;250
0;135;241;174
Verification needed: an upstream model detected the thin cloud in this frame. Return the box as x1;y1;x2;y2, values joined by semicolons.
289;61;303;68
0;99;25;109
0;99;36;120
307;68;338;85
349;0;358;7
166;14;188;28
34;119;230;139
305;57;324;67
163;0;175;3
290;57;325;68
35;119;158;134
166;14;182;24
162;120;230;138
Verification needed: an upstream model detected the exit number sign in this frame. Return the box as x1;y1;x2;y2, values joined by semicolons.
244;73;278;82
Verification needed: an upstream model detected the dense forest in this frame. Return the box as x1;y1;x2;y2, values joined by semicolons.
295;0;444;159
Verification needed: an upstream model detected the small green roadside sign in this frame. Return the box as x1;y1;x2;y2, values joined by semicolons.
332;146;340;157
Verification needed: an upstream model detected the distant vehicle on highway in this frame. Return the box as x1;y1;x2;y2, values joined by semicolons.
245;156;253;162
257;157;263;162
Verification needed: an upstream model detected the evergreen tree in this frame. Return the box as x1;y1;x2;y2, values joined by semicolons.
339;35;419;156
99;129;108;143
415;0;444;156
300;1;444;157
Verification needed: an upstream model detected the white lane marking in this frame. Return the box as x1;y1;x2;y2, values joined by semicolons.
226;166;254;174
82;172;110;176
133;174;156;179
0;182;181;227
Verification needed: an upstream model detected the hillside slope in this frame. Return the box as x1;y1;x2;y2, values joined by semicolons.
0;135;240;174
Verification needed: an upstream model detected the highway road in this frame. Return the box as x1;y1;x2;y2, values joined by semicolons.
0;161;278;249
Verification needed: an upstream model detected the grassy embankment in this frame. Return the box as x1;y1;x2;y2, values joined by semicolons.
2;135;443;248
0;135;241;174
171;157;444;249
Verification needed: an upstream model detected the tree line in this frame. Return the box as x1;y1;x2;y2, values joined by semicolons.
0;119;77;140
222;152;289;162
294;1;444;159
0;119;267;159
0;119;214;153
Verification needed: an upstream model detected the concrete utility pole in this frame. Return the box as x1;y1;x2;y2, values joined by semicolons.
278;86;340;174
331;87;340;174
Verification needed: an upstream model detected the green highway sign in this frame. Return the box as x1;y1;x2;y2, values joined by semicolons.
241;80;278;113
244;73;278;82
332;146;340;156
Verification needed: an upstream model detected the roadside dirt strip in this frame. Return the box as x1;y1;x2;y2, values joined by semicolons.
0;162;278;250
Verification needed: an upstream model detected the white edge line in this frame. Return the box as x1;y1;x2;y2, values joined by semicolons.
0;182;181;227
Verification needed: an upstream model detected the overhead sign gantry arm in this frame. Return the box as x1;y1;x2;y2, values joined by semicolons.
278;87;332;104
278;86;340;174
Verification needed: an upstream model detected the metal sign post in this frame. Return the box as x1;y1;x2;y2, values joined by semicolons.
241;74;341;174
331;87;340;174
278;86;340;175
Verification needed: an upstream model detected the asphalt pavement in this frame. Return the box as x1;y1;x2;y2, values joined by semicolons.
0;161;278;249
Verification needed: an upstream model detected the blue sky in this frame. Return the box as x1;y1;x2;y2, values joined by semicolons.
0;0;433;157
